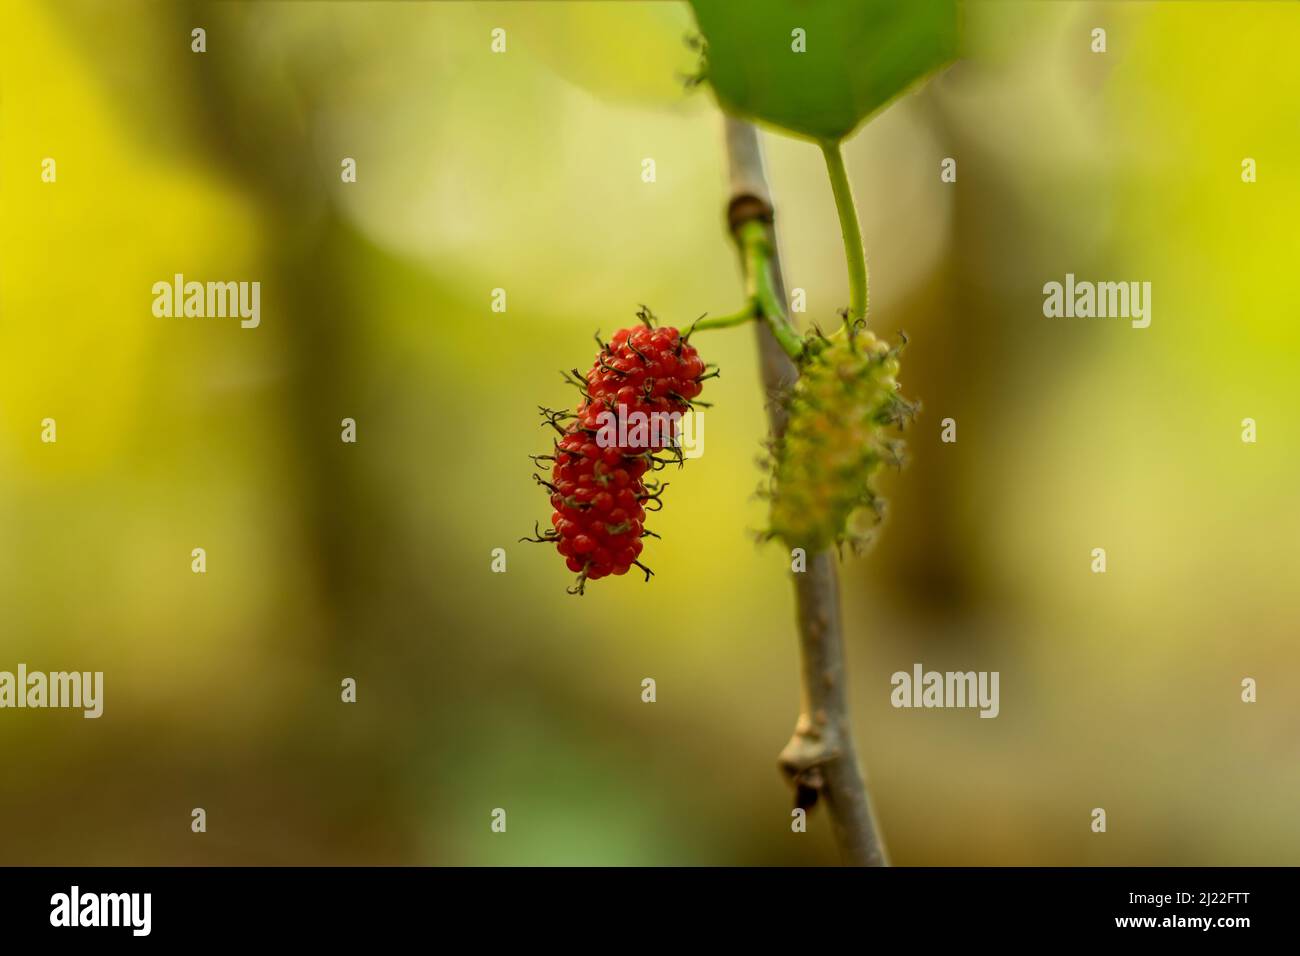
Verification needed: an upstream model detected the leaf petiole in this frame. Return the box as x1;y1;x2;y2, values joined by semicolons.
820;139;868;325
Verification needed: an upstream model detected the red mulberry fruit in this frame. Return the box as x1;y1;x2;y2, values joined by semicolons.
524;311;713;594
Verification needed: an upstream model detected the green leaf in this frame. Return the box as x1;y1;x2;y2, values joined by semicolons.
689;0;959;143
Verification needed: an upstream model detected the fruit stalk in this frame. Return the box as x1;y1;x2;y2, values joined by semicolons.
722;116;888;866
820;139;869;324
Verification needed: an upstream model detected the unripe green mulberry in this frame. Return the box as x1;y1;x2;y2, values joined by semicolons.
766;323;915;552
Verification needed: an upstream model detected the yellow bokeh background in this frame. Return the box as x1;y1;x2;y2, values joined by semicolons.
1;1;1297;864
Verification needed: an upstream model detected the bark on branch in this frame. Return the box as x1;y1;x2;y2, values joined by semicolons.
722;116;889;867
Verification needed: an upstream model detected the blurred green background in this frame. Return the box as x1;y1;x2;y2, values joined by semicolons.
2;0;1298;865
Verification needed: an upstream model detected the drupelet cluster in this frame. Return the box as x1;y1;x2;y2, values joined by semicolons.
526;315;712;594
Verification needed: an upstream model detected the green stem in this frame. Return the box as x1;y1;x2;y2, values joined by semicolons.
738;220;803;360
691;301;757;332
820;140;868;323
691;219;802;359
